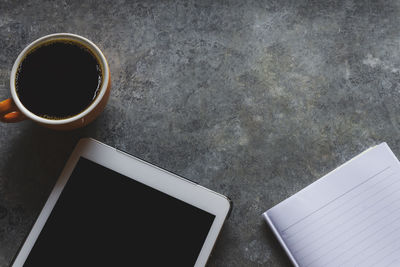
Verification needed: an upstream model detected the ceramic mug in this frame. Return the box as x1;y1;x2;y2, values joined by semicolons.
0;33;110;130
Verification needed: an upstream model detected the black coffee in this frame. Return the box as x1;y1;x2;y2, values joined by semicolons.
16;40;102;119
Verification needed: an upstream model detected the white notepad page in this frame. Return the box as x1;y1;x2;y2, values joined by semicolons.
263;143;400;267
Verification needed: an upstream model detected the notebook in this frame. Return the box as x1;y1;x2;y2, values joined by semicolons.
263;143;400;267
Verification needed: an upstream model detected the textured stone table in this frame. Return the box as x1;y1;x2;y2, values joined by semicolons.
1;0;400;266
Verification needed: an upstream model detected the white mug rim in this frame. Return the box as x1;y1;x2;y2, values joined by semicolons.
9;33;110;125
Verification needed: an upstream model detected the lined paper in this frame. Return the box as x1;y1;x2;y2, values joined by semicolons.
264;143;400;267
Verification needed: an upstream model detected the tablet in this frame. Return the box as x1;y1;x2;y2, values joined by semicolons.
12;138;231;267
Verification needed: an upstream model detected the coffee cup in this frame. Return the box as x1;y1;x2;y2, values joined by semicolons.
0;33;110;130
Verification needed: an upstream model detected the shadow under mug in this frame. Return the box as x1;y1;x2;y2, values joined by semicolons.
0;33;111;130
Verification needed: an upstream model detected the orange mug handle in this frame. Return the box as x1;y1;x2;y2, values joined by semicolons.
0;99;27;123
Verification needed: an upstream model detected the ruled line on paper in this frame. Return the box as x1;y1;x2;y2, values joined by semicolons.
283;171;396;241
307;228;400;267
302;204;400;267
263;144;400;267
315;196;400;267
294;182;400;263
300;210;400;265
280;169;400;267
337;220;400;267
352;223;400;266
383;259;400;267
281;166;391;234
283;169;400;267
368;244;400;267
284;171;397;247
292;188;400;258
288;173;400;253
351;230;400;267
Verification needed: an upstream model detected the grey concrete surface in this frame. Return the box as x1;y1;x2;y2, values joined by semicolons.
1;0;400;266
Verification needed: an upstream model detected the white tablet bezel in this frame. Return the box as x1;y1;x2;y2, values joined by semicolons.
12;138;231;267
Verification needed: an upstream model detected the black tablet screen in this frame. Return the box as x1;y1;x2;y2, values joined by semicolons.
23;157;215;267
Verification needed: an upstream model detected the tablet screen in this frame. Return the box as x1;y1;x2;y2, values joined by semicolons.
23;157;215;266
